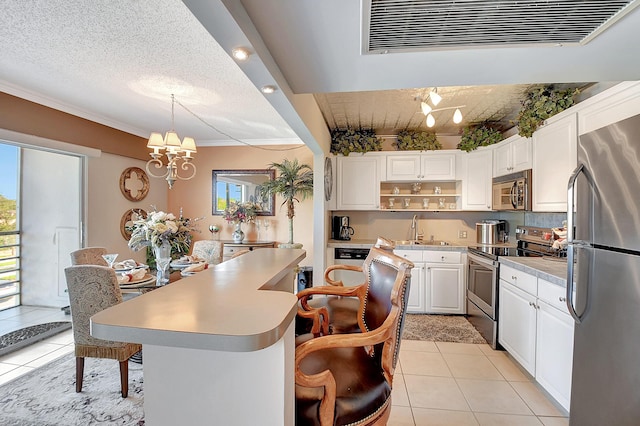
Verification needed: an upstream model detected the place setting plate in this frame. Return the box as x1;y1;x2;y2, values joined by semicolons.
114;261;149;273
119;273;156;288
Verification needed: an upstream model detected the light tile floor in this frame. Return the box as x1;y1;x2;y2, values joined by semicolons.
0;307;570;425
0;306;74;386
390;340;569;425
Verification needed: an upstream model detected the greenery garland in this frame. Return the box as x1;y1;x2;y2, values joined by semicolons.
516;86;580;137
330;129;383;156
394;130;441;151
457;124;504;152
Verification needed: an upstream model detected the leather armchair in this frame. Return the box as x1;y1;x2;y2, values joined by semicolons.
295;244;414;425
296;237;396;336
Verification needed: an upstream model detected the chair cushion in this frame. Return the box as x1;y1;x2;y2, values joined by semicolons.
296;345;391;426
296;296;361;336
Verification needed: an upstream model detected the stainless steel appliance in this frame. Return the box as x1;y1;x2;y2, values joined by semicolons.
332;247;368;286
566;114;640;425
467;225;557;349
492;169;532;211
332;216;354;241
476;220;508;244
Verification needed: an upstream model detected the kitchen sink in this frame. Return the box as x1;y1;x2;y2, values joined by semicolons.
394;240;450;246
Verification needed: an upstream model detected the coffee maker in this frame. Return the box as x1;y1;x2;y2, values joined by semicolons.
332;216;355;241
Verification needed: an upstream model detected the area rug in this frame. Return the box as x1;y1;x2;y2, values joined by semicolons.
0;322;72;357
0;353;145;425
402;314;487;344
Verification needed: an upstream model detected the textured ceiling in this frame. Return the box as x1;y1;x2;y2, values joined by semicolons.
0;1;638;148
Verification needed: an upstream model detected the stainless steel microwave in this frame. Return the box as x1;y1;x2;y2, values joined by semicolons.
492;169;532;211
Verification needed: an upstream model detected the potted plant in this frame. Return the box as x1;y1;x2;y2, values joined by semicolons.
259;159;313;248
394;130;441;151
330;128;383;156
457;123;504;152
516;85;580;137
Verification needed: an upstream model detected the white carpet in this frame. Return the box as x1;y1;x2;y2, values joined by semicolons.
0;354;144;425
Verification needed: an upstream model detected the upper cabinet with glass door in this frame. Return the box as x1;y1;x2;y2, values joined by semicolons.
386;152;456;181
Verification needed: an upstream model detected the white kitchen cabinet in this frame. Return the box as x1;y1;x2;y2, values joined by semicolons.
499;280;538;375
395;250;425;313
406;262;426;313
395;249;464;314
336;155;384;210
386;152;456;181
532;112;577;212
425;263;465;314
460;148;492;211
577;81;640;135
499;269;575;411
535;299;574;411
493;134;532;177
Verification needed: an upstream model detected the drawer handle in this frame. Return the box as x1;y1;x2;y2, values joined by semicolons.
559;296;567;302
512;275;517;280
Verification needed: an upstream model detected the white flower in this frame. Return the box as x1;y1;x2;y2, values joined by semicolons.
165;220;178;233
151;211;167;222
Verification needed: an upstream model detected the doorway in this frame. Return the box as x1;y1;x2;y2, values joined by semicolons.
0;142;84;310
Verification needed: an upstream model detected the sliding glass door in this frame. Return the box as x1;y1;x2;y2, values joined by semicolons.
0;141;84;311
0;144;20;310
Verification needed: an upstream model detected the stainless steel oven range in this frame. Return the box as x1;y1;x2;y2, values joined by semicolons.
466;245;517;349
466;225;562;349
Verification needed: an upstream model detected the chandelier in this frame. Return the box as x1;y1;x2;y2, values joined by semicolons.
145;94;197;189
417;88;464;128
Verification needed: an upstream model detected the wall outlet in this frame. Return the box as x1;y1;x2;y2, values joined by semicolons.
458;230;467;239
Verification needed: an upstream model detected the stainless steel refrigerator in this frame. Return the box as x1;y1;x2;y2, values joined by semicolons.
566;113;640;425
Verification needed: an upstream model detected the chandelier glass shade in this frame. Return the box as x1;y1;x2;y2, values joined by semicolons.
145;94;197;189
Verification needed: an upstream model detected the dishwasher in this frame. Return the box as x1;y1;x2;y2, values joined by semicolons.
331;247;369;286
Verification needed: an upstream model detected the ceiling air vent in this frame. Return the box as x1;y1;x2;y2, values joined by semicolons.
363;0;640;53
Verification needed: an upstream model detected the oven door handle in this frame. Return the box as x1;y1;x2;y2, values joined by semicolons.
468;252;498;268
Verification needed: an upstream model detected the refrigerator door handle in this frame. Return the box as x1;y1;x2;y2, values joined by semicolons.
566;243;583;323
566;163;585;243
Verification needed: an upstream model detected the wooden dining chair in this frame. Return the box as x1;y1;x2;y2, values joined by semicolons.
69;247;109;266
296;237;396;336
64;265;142;398
295;244;414;425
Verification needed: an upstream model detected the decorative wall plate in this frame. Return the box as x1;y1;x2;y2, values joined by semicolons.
120;167;149;201
120;208;147;240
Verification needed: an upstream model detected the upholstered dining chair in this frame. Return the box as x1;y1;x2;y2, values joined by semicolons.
191;240;224;265
69;247;108;266
295;244;414;426
296;237;396;336
64;265;142;398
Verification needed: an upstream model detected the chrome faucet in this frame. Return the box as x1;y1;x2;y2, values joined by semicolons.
411;214;419;241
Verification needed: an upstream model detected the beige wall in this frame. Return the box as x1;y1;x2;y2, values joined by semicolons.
88;153;168;263
168;144;315;267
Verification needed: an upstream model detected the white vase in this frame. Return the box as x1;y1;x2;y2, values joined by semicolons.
232;223;244;243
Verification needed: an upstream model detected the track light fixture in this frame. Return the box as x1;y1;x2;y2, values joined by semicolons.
416;89;465;128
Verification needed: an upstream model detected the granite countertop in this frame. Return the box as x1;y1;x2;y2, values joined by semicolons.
499;256;569;287
328;238;468;251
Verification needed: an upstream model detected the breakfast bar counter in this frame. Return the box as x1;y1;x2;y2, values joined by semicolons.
91;248;305;426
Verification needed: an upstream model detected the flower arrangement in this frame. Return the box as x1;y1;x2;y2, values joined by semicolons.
127;209;200;256
223;201;259;224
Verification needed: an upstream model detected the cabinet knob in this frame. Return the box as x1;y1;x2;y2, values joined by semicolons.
559;296;566;302
441;256;445;261
512;275;517;280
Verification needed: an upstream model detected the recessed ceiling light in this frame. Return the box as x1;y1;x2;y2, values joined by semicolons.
261;85;277;94
231;47;251;61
